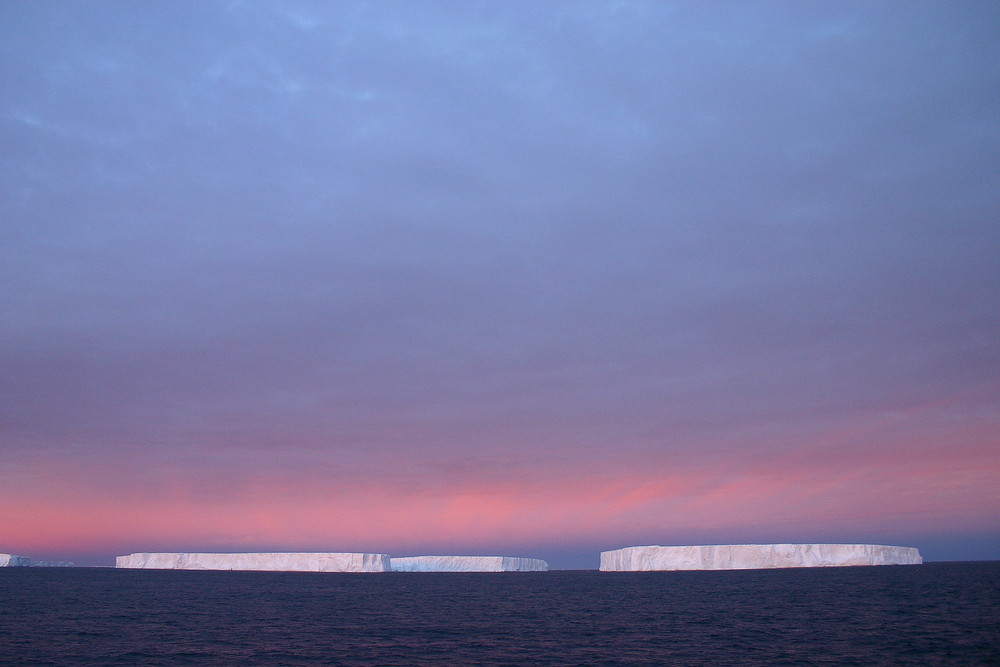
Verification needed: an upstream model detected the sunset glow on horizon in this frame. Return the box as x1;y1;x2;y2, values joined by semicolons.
5;399;996;566
2;2;998;568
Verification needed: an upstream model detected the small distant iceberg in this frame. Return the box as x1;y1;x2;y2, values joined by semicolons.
390;555;548;572
1;553;31;567
0;553;74;567
27;559;76;567
600;544;923;571
115;552;390;572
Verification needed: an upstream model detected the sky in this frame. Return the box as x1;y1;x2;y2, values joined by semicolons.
2;1;998;569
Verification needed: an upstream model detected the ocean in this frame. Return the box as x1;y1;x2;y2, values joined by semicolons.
1;562;997;665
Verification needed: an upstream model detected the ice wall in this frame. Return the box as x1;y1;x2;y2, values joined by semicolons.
600;544;923;571
115;552;390;572
0;553;31;567
390;555;549;572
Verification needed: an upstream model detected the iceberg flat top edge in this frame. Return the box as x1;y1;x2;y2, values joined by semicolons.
601;542;916;553
116;551;389;560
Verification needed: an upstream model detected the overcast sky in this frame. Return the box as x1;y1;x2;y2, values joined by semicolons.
2;1;998;568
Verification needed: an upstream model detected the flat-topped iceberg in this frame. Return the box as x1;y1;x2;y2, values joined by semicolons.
28;560;75;567
1;553;31;567
0;554;74;567
600;544;922;571
116;552;390;572
390;555;548;572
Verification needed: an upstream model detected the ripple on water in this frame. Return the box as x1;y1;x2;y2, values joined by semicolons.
0;563;997;665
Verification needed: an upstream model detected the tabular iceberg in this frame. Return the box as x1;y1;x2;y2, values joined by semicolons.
0;553;31;567
390;556;549;572
115;552;390;572
27;560;75;567
600;544;923;571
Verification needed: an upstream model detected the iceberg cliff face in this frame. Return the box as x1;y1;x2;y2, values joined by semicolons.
600;544;922;571
0;554;31;567
115;552;390;572
390;556;548;572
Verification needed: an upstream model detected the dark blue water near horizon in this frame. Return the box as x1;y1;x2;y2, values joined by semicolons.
1;562;997;665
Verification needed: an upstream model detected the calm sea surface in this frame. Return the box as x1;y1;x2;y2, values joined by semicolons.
1;562;997;665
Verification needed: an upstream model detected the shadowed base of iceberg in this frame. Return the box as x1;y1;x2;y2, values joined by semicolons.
390;556;549;572
115;552;390;572
600;544;923;571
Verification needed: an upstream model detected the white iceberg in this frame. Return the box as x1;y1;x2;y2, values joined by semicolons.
115;552;390;572
0;553;31;567
600;544;923;571
28;560;75;567
390;556;549;572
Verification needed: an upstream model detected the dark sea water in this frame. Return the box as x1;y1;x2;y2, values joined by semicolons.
1;562;997;665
